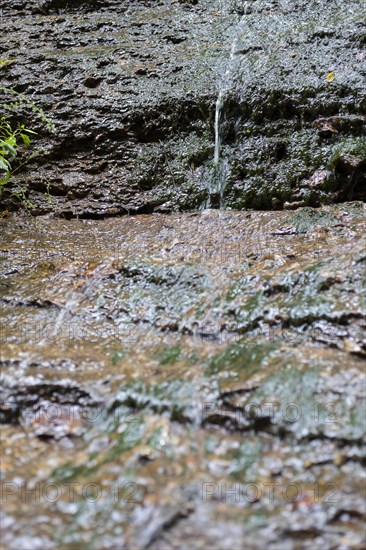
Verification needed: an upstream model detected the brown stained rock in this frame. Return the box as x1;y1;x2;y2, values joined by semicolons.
307;169;332;189
314;115;366;138
336;154;366;173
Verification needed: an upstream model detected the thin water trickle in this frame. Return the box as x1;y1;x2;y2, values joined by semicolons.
209;5;248;208
213;37;238;170
213;93;223;167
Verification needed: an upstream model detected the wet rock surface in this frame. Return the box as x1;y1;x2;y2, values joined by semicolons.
1;204;365;548
0;0;365;216
1;0;365;547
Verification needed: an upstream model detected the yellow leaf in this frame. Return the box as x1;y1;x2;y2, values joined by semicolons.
326;71;335;82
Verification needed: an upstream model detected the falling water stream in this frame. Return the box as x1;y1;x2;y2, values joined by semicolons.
210;39;238;208
209;5;248;208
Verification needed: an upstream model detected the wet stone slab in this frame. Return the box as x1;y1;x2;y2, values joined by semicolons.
0;204;365;548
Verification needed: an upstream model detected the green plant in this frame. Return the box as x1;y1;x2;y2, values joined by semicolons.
0;85;55;132
0;83;56;209
0;116;37;189
9;187;36;213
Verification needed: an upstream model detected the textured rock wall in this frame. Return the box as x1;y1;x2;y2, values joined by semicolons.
0;0;365;216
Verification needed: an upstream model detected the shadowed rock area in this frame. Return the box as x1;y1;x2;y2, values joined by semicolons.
0;0;365;216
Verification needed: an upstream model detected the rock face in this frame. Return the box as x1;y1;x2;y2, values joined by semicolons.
0;0;365;216
1;3;365;546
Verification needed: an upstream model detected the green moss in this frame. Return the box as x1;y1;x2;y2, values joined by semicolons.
340;201;366;219
207;341;278;376
111;379;198;422
156;344;183;365
103;419;145;464
51;462;91;483
51;419;146;482
287;207;339;233
231;291;266;332
329;137;366;170
229;439;263;482
110;349;127;365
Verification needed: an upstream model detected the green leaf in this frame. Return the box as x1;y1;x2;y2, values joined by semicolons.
6;135;17;146
0;157;10;171
1;141;17;158
20;133;30;146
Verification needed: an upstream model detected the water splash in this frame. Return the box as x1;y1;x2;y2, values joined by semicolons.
41;264;108;343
